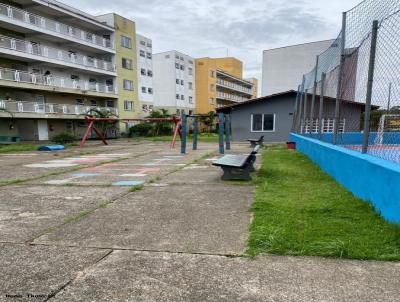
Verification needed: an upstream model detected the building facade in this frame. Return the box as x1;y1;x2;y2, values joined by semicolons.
0;0;119;140
195;57;256;114
96;13;140;133
153;50;195;115
262;40;334;96
136;34;154;116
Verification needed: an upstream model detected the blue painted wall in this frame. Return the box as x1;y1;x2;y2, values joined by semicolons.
290;133;400;223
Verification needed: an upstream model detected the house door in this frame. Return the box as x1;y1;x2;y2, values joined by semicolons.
37;120;49;141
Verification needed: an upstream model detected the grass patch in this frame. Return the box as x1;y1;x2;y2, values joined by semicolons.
0;144;40;153
129;184;144;192
247;145;400;261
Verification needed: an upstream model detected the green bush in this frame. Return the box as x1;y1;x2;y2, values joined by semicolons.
51;132;76;144
129;123;154;137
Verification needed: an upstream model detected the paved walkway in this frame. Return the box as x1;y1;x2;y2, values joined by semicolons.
0;140;398;301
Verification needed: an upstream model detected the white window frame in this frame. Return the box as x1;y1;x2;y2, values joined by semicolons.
121;35;132;49
123;79;134;91
250;113;276;133
124;100;134;111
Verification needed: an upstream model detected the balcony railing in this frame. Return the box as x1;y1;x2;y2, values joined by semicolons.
216;91;249;103
0;67;117;95
0;100;118;116
0;35;115;73
0;3;114;50
216;78;253;95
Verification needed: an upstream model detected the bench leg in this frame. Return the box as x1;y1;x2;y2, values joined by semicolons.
221;165;251;181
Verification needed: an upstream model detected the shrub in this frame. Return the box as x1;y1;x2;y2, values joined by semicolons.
129;123;154;137
51;132;76;144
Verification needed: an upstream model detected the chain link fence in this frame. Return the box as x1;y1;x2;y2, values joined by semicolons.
292;0;400;164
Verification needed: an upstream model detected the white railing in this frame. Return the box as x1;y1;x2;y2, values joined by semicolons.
0;67;117;95
216;91;249;103
0;3;113;50
0;35;115;72
216;78;253;95
0;100;118;116
301;118;346;134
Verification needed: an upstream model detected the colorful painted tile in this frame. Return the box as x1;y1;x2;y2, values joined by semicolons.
120;173;148;177
112;180;144;186
71;173;99;177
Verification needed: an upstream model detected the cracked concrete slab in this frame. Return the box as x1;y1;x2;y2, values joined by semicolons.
35;184;254;255
0;185;125;242
50;250;400;302
0;243;110;302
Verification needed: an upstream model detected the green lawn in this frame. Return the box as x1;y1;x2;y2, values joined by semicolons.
0;144;40;153
247;145;400;260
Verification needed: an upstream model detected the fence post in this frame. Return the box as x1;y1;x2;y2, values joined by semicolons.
333;12;347;145
180;112;187;154
303;88;309;133
299;76;305;133
192;116;198;150
362;20;379;154
292;84;301;132
225;114;231;150
318;72;326;139
218;112;225;154
310;55;319;134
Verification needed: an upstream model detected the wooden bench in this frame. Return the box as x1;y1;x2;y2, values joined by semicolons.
247;135;264;147
212;145;260;180
0;136;21;144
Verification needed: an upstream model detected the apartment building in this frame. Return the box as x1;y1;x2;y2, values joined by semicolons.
153;50;195;115
0;0;118;140
96;13;140;133
195;57;256;114
136;34;154;116
262;40;334;96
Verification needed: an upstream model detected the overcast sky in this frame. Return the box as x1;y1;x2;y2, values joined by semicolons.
63;0;362;81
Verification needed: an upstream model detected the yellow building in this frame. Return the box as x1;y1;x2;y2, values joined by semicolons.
96;13;141;133
195;57;257;114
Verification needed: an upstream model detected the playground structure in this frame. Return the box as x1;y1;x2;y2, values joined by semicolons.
80;112;232;155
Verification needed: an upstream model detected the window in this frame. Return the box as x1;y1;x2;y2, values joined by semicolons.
141;68;146;75
147;70;153;77
146;42;152;48
175;55;180;59
188;60;193;64
180;80;184;85
141;86;147;93
176;94;180;100
188;67;193;75
142;104;148;112
210;70;215;78
175;63;179;69
76;99;84;106
124;100;134;111
251;114;275;132
188;82;193;90
180;65;185;71
146;52;152;59
122;58;132;70
165;55;170;59
123;79;134;91
140;40;146;46
210;84;215;91
148;88;153;94
121;35;132;48
139;50;145;57
106;100;114;108
189;96;193;104
176;79;180;85
208;98;215;105
90;100;97;107
181;95;184;100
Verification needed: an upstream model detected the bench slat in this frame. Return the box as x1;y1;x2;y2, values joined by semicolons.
212;154;249;168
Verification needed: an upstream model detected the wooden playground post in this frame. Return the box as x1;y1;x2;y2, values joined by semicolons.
218;112;225;154
192;116;198;150
225;114;231;150
180;112;187;154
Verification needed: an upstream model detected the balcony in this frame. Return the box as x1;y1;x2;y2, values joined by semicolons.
216;78;253;95
0;3;114;52
0;67;117;96
216;91;250;103
0;100;118;117
0;35;115;75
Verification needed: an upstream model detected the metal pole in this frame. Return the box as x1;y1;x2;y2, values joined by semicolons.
192;116;198;150
180;112;187;154
299;76;305;133
303;89;308;134
387;82;392;111
362;20;379;154
318;72;326;139
218;112;225;154
333;12;347;145
310;55;319;134
225;114;231;150
292;85;301;132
